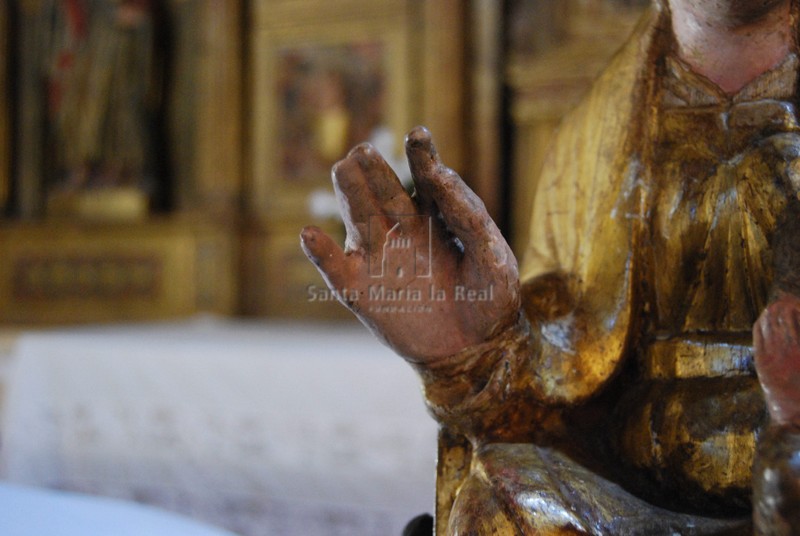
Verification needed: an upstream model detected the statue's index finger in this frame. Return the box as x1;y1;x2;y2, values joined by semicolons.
352;143;415;216
334;144;417;254
405;127;509;267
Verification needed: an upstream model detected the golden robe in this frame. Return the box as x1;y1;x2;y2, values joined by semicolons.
421;4;800;534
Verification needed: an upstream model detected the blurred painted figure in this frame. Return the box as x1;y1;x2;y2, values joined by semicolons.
41;0;160;198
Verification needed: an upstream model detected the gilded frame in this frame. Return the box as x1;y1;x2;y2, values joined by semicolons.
250;0;414;220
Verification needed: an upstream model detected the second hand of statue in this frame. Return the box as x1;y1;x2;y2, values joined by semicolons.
301;126;520;364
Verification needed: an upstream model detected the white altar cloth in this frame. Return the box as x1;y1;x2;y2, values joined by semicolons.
0;318;438;535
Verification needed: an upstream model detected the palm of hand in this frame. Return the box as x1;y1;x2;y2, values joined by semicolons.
301;127;520;363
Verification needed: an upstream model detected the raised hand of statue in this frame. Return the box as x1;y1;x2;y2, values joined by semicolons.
301;126;519;364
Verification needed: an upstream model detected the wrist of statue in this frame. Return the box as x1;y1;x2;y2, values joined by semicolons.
415;311;531;384
416;310;530;377
415;310;536;435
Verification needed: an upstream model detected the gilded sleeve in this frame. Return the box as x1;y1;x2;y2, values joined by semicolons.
413;13;658;441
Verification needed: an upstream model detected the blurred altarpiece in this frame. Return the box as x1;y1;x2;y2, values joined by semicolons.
0;0;240;323
0;0;470;323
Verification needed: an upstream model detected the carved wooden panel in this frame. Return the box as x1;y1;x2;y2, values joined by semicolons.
12;255;163;301
0;221;236;324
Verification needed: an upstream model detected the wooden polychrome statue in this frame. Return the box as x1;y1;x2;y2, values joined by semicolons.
302;0;800;533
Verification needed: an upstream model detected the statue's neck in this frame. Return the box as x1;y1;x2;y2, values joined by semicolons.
669;0;795;94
